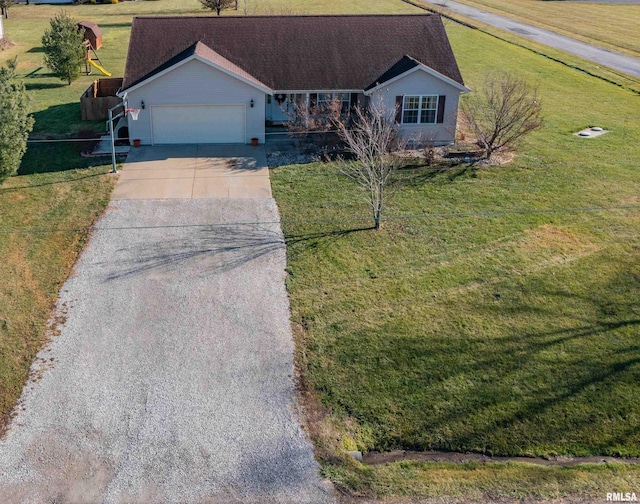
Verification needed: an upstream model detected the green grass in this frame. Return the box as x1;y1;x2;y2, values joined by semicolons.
271;19;640;501
432;0;640;58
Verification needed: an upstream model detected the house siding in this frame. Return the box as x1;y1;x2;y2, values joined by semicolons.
126;59;266;145
370;69;462;145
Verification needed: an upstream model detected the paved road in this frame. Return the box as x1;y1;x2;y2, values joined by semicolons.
421;0;640;78
0;150;333;503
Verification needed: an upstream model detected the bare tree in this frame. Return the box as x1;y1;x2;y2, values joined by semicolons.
199;0;235;16
335;97;405;230
285;95;343;146
460;72;542;160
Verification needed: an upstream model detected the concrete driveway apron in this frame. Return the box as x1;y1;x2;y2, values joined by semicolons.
112;144;272;200
0;146;334;503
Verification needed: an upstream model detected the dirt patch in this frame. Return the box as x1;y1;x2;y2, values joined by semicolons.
364;449;640;467
474;150;515;166
0;38;15;51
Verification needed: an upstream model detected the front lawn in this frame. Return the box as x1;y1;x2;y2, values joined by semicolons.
271;19;640;501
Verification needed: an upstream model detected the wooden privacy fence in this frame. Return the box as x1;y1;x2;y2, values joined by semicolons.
81;78;123;121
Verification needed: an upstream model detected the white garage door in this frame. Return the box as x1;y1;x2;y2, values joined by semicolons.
151;105;245;144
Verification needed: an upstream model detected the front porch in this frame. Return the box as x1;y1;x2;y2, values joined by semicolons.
265;92;365;125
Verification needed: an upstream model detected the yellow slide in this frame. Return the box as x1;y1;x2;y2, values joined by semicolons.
88;59;112;77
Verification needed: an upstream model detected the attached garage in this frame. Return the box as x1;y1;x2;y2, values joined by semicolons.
151;105;246;145
120;42;270;146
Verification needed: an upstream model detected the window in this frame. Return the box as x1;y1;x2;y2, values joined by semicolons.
317;92;351;113
402;95;438;124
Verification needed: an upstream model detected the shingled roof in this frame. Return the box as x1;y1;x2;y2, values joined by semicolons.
135;41;273;92
122;15;465;92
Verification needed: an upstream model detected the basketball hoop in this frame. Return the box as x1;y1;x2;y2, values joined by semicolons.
126;108;141;121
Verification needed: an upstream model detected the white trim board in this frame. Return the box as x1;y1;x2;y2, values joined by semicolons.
119;55;273;96
365;64;471;95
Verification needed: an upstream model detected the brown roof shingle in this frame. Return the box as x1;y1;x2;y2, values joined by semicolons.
122;15;464;92
137;41;272;91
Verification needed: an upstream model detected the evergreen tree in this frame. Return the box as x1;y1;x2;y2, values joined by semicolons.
0;60;35;183
42;12;85;85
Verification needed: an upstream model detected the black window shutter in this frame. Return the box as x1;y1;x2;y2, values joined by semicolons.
350;93;358;110
309;93;318;108
395;96;403;124
437;95;446;123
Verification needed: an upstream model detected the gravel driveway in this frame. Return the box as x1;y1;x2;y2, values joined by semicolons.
0;198;333;503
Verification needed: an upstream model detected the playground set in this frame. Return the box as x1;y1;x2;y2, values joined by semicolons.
78;21;112;77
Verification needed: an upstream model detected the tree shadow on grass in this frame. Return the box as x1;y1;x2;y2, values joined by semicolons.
317;259;640;456
393;163;475;190
18;142;108;175
24;67;44;78
25;82;66;91
285;226;374;250
30;102;86;137
326;315;640;455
